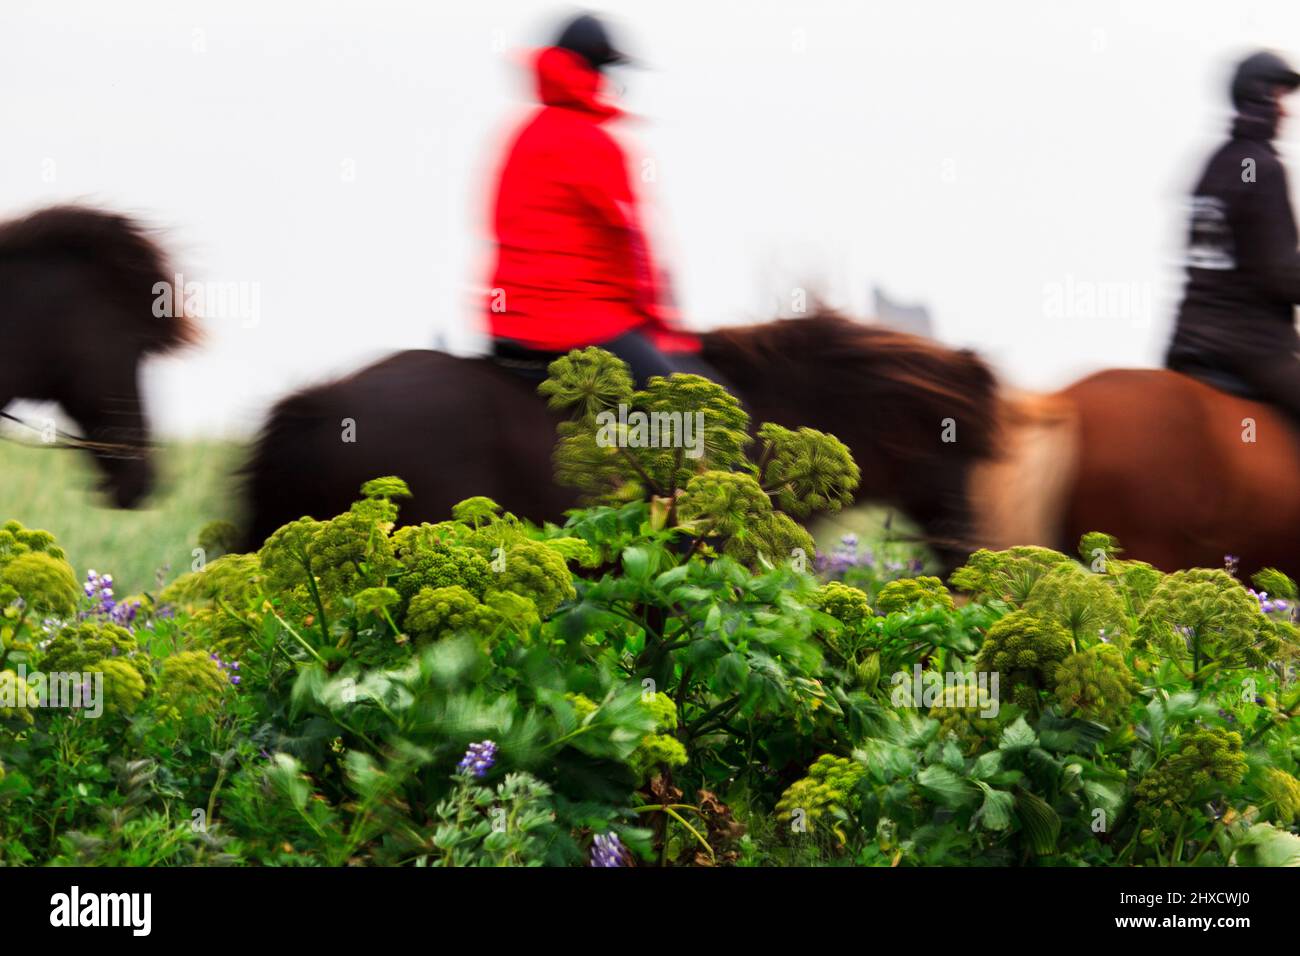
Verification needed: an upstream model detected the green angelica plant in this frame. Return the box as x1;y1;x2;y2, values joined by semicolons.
1053;644;1140;726
1023;563;1128;647
567;691;687;784
949;546;1073;605
973;609;1072;711
40;621;152;690
775;754;865;844
0;521;79;665
1139;568;1290;683
157;650;230;718
1133;727;1247;855
874;576;954;615
539;346;857;568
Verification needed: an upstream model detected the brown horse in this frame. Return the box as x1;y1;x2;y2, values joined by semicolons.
0;206;197;506
242;312;997;562
1060;370;1300;576
242;310;1300;579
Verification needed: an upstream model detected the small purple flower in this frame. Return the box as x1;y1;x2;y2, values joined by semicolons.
590;831;626;868
80;569;140;631
814;533;888;581
208;652;242;686
1224;555;1240;577
457;740;498;778
1250;589;1292;616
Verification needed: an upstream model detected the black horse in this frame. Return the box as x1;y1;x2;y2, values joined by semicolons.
243;312;1000;565
0;206;197;506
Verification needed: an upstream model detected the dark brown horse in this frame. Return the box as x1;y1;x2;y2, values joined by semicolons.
243;311;1300;579
242;312;998;563
0;206;197;506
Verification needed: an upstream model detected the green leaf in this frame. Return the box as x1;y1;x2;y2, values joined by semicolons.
940;738;965;772
855;739;918;782
1015;789;1061;855
1232;823;1300;867
969;751;1003;782
1082;779;1124;830
266;754;310;812
715;652;749;691
654;565;690;590
917;764;977;809
1037;713;1110;754
973;782;1015;831
999;716;1037;752
621;546;653;582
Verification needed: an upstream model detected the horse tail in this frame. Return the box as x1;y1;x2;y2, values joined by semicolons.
0;204;199;353
967;389;1081;551
239;389;327;553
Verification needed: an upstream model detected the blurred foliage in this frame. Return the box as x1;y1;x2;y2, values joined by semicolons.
1;359;1298;868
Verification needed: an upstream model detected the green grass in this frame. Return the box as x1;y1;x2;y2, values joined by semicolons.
0;440;243;596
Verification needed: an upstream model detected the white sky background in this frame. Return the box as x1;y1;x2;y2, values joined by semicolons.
2;0;1298;437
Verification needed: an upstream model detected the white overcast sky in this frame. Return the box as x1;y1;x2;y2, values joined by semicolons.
3;0;1298;436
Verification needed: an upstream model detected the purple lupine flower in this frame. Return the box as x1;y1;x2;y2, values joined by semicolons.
814;533;877;579
457;740;498;778
80;569;140;631
814;532;925;586
590;832;626;868
208;652;242;686
1248;589;1292;616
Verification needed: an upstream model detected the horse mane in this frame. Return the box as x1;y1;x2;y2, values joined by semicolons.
701;309;1001;461
0;205;199;354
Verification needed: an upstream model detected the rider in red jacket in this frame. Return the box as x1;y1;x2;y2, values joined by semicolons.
486;14;716;386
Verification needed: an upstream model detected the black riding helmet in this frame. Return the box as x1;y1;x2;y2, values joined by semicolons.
1231;50;1300;113
554;12;630;72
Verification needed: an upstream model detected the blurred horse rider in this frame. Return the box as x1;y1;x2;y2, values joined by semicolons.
1166;50;1300;420
484;12;722;387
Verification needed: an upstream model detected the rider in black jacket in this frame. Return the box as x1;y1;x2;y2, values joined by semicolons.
1166;51;1300;416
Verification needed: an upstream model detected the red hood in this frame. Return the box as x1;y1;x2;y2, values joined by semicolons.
532;46;621;121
